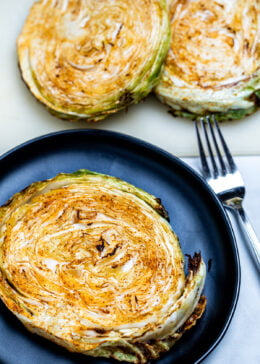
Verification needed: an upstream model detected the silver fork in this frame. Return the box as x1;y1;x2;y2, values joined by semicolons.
195;115;260;270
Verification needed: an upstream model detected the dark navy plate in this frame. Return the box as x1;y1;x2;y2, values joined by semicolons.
0;129;240;364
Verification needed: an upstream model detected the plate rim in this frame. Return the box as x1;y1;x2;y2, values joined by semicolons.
0;128;241;364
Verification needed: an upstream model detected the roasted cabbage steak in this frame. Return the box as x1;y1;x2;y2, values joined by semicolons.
156;0;260;121
17;0;170;121
0;170;206;363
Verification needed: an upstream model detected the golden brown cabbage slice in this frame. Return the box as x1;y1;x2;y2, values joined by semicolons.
156;0;260;121
0;170;206;363
17;0;170;121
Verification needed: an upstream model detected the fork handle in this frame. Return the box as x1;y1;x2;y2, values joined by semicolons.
230;206;260;270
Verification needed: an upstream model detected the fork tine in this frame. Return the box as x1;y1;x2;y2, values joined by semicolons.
202;116;218;178
208;115;227;175
213;115;237;172
195;119;211;178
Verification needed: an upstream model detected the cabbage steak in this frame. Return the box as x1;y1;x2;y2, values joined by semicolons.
17;0;170;121
0;170;206;363
156;0;260;121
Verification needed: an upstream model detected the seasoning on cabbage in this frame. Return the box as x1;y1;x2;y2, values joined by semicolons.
156;0;260;121
0;170;206;363
17;0;170;121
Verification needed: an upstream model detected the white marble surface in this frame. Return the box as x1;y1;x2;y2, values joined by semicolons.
185;156;260;364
